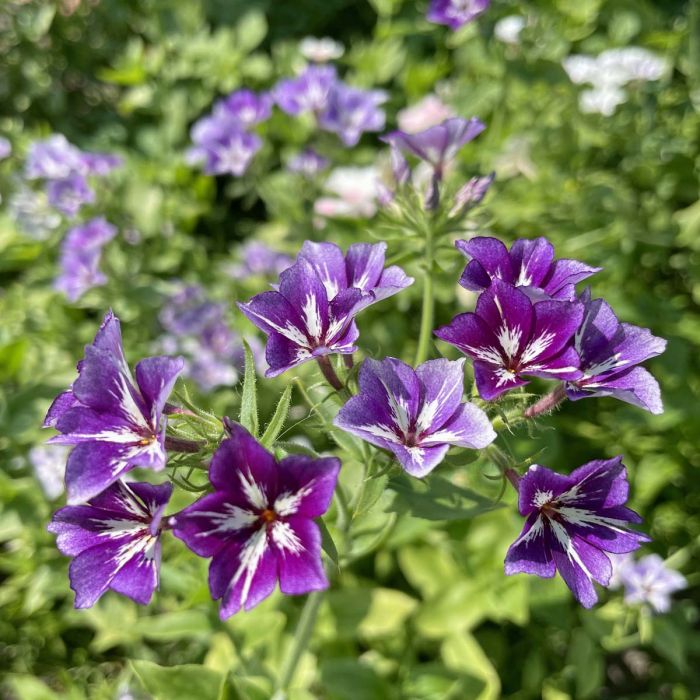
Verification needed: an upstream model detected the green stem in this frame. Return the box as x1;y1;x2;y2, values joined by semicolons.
276;590;324;692
414;223;435;366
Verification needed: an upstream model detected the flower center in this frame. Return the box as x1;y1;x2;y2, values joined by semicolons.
260;509;277;524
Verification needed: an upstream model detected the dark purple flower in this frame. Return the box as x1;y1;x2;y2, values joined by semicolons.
427;0;491;30
214;89;273;128
49;480;172;607
456;236;600;302
239;241;413;377
334;357;495;476
382;117;485;179
46;173;95;218
566;290;666;413
449;173;494;216
172;423;339;618
274;65;338;116
54;218;117;301
435;278;584;400
287;148;330;177
25;135;85;180
504;457;649;608
43;311;184;504
318;84;387;147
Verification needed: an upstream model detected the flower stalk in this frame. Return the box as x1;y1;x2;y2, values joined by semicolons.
523;384;567;418
414;222;435;366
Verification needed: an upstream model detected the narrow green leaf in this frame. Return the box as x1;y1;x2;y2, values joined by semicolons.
239;341;258;437
260;385;293;448
318;518;339;568
275;441;321;458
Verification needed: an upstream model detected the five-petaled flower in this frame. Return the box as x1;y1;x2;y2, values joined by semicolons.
334;357;496;476
435;278;584;400
456;236;600;302
566;289;666;413
43;311;184;504
504;457;648;608
238;241;413;376
613;553;686;613
172;422;340;619
48;479;172;608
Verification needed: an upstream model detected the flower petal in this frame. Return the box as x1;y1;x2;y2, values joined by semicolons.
473;360;528;401
420;401;496;449
275;456;340;518
504;513;556;578
456;237;513;286
509;237;555;288
520;299;583;368
414;358;466;435
264;332;313;377
237;291;308;348
298;241;348;299
134;356;185;425
278;259;329;344
345;242;386;291
389;442;450;478
274;517;328;595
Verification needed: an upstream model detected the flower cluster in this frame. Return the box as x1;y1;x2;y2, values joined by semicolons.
562;48;669;116
436;236;665;411
25;134;121;218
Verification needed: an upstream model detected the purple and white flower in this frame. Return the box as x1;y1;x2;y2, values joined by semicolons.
46;173;95;218
382;117;486;180
274;65;338;116
334;357;495;476
299;36;344;63
238;241;413;377
49;480;172;607
566;289;666;413
172;422;340;618
228;242;293;279
455;236;600;301
614;554;686;613
25;134;85;180
505;457;649;608
435;278;584;400
449;173;494;216
214;89;273;128
287;148;330;177
427;0;491;30
191;129;262;177
318;84;387;147
44;311;184;504
29;444;69;500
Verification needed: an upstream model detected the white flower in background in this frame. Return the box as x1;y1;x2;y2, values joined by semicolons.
29;445;69;499
397;95;455;134
299;37;344;63
579;86;627;116
8;183;62;240
314;166;380;218
563;47;669;116
492;136;537;180
494;15;525;45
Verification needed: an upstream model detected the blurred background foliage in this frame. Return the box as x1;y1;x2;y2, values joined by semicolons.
1;0;699;698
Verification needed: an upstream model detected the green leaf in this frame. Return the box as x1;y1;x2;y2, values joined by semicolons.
260;384;293;448
353;473;389;519
135;610;212;641
239;341;258;437
441;632;501;700
318;517;340;568
566;629;603;698
275;440;321;458
236;11;267;52
358;588;418;639
132;660;224;700
388;473;501;521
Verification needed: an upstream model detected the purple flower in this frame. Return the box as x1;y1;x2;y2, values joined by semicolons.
456;236;600;301
449;173;494;216
504;457;649;608
427;0;491;30
0;136;11;160
159;285;224;337
566;290;666;413
275;65;338;116
25;135;85;180
43;311;184;504
435;278;584;400
228;241;293;279
54;218;118;301
81;152;123;176
214;89;272;128
172;422;340;618
29;444;69;499
238;241;413;377
616;554;686;613
318;84;387;147
196;129;263;177
48;480;172;607
382;117;485;180
287;148;330;177
46;173;95;218
334;357;495;477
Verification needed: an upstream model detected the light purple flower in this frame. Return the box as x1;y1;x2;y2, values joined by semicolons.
46;173;95;218
617;554;686;613
449;173;494;216
275;65;338;116
382;117;486;179
435;278;584;400
238;241;413;377
505;457;649;608
287;148;330;177
334;357;495;477
455;236;600;301
214;89;273;128
160;285;223;337
198;130;263;177
29;444;69;499
0;136;11;160
172;422;340;619
43;311;184;504
228;241;293;279
427;0;491;30
318;84;387;146
81;152;123;176
566;290;666;413
54;218;117;301
49;480;172;607
9;184;62;239
25;135;85;180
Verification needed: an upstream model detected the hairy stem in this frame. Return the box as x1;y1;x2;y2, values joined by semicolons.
505;467;521;491
414;224;435;366
316;355;344;391
163;435;205;453
343;354;354;369
523;384;567;418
